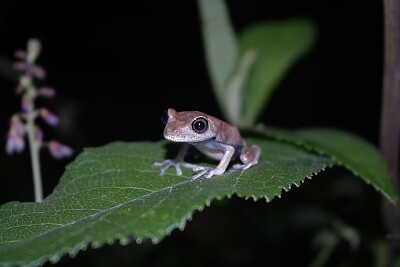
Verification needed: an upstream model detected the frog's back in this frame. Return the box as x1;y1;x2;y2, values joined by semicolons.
209;116;244;147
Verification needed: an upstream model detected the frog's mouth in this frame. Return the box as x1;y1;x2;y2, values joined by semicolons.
163;132;211;143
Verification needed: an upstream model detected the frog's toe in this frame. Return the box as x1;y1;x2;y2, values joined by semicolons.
203;169;216;179
192;165;210;171
152;160;183;176
231;162;256;172
190;167;213;180
181;162;202;170
191;167;221;180
227;164;243;172
162;164;182;176
232;163;243;169
152;161;163;168
191;170;207;180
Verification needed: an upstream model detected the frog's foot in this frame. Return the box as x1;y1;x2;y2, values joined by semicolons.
190;166;213;180
152;160;201;176
226;164;241;173
231;160;258;172
190;166;229;180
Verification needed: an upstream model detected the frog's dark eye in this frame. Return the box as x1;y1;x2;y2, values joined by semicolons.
192;117;208;133
161;110;169;124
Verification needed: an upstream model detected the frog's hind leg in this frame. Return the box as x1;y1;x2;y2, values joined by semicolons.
232;145;261;171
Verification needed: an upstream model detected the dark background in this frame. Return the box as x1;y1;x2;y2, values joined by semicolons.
0;1;386;266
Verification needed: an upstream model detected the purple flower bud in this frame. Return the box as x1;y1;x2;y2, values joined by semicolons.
10;115;26;136
35;126;44;141
6;128;25;155
25;64;46;80
14;50;27;60
33;65;46;79
13;62;27;71
40;108;59;126
38;87;56;98
21;96;30;112
48;140;73;159
15;85;25;95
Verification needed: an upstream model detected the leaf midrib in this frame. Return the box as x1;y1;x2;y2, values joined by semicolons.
1;176;196;245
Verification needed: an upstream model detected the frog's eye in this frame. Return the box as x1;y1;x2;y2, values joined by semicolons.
161;110;169;124
192;117;208;133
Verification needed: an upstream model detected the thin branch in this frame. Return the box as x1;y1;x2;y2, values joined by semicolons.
380;0;400;264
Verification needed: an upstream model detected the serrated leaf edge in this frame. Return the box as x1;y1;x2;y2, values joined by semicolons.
1;162;332;267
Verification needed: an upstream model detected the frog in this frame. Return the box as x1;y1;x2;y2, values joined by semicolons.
152;108;261;180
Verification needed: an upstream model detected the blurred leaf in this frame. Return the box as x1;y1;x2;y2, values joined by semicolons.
264;127;399;203
239;19;316;125
197;0;238;120
0;139;334;266
226;49;257;126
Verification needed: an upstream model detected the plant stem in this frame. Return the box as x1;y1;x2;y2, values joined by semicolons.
25;79;43;202
308;245;334;267
380;0;400;264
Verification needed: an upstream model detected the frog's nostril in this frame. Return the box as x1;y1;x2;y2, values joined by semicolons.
161;110;169;124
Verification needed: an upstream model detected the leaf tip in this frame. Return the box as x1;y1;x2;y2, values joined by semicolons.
179;221;187;231
91;240;103;249
150;237;159;245
49;253;62;264
263;196;271;202
118;236;132;246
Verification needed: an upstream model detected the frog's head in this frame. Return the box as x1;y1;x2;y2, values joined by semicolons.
161;108;217;143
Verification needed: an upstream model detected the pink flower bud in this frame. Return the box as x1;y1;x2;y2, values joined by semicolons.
13;62;27;71
40;108;59;126
38;87;56;98
14;50;27;60
33;65;46;79
48;140;73;159
6;128;25;154
25;64;46;80
15;85;25;95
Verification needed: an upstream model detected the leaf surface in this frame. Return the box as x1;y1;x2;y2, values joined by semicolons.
264;127;398;203
0;138;333;266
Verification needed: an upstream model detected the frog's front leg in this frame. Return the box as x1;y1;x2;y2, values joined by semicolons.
191;143;235;180
152;144;203;176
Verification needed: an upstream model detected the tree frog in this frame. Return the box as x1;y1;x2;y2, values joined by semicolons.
153;108;261;180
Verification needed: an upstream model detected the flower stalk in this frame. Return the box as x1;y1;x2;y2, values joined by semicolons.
25;79;43;202
6;39;73;202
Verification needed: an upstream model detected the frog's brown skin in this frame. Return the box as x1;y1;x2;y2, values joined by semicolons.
152;108;261;180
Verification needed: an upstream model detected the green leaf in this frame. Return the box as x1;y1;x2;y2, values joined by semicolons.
0;139;334;266
197;0;238;119
263;127;399;203
239;19;316;125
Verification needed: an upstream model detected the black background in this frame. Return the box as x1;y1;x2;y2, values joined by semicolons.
0;1;387;266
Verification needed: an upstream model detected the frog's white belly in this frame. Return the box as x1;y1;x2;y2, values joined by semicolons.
191;139;240;161
192;143;225;161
